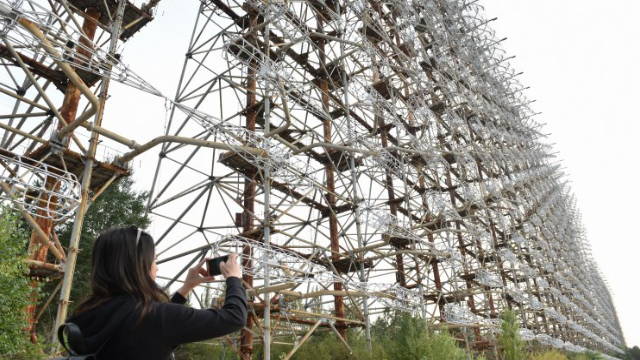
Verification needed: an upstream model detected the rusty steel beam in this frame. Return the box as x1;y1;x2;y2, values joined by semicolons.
239;3;259;358
24;8;100;345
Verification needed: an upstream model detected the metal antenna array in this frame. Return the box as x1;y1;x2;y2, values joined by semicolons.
0;0;625;359
147;0;624;358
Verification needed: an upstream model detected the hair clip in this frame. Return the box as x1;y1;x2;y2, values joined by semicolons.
135;227;142;247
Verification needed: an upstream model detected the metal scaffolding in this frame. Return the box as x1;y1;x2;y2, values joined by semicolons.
0;0;625;359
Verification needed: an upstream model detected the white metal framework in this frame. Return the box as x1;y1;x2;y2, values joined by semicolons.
0;0;624;358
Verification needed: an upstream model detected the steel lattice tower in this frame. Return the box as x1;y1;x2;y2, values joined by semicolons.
0;0;625;359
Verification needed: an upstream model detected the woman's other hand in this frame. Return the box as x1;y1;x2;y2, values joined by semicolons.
177;258;214;298
219;253;242;280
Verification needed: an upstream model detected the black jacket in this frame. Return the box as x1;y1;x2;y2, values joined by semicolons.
67;277;247;359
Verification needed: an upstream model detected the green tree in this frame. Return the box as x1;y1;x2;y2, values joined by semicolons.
421;331;468;360
371;310;429;360
498;310;526;360
36;177;150;338
0;207;45;359
60;176;150;304
531;349;569;360
571;351;604;360
624;346;640;360
286;330;354;360
370;310;466;360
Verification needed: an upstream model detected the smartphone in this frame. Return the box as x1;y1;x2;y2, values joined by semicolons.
207;255;229;276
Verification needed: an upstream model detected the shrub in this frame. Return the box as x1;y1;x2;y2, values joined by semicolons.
571;351;604;360
421;331;467;360
498;310;526;360
371;310;468;360
0;207;45;359
286;330;354;360
530;349;569;360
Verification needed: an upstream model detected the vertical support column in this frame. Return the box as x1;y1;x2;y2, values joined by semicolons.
261;127;271;360
57;7;100;139
419;64;454;325
339;11;370;346
27;7;100;344
317;16;345;339
385;3;426;307
436;130;474;356
53;3;125;346
466;121;509;354
240;2;258;358
377;107;406;286
26;176;58;344
261;12;272;360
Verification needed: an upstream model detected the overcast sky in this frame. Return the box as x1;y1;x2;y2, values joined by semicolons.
108;0;640;349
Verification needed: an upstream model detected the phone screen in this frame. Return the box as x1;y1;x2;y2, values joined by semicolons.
207;255;229;276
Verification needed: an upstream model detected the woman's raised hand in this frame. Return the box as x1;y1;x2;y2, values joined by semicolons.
177;258;215;297
219;253;242;279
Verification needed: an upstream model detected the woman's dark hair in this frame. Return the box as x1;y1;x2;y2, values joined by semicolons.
74;226;168;320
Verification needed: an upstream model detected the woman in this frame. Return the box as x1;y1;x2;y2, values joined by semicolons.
66;226;247;359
